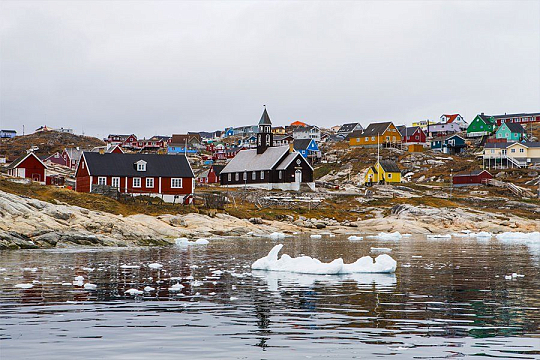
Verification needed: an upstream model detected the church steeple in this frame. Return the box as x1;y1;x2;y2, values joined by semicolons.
257;106;273;154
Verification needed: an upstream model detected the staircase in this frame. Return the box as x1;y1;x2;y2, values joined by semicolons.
486;179;535;197
506;156;527;168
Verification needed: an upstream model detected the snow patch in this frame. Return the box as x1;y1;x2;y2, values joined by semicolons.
252;244;397;274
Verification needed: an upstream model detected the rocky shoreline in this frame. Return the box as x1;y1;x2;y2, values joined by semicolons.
1;190;539;249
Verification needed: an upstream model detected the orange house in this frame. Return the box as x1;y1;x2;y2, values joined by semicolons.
290;121;307;127
349;122;402;147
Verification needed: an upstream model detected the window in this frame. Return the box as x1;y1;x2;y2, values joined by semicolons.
490;149;495;154
388;173;392;178
519;148;524;153
371;136;375;141
146;178;154;188
171;178;183;188
133;177;141;187
260;171;264;179
252;171;256;180
243;172;247;180
98;177;106;185
364;137;368;141
511;149;516;153
386;136;390;141
279;171;283;179
136;161;147;172
111;177;120;189
228;173;231;181
235;173;239;181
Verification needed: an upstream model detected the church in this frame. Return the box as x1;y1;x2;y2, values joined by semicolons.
220;108;315;191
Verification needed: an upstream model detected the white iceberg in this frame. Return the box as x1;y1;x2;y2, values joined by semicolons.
251;244;397;274
174;237;209;246
348;235;363;241
120;264;140;269
125;288;143;295
148;263;163;269
496;232;540;241
471;232;492;238
368;232;402;240
15;283;33;289
268;232;287;240
144;286;155;292
84;283;97;290
168;283;184;291
310;234;322;239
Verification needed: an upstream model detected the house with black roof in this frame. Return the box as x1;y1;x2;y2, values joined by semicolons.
75;152;194;203
220;108;314;191
336;123;363;139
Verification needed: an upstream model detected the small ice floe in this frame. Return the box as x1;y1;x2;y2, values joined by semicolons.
185;275;194;280
22;267;38;272
174;238;209;246
504;275;512;280
348;235;363;241
310;234;322;239
211;270;223;276
268;232;287;240
427;234;451;239
496;232;540;241
125;288;143;295
168;283;184;291
15;283;33;289
61;282;72;286
252;244;397;274
148;263;163;269
191;280;203;287
0;268;6;272
144;286;155;292
209;292;216;296
73;276;84;286
371;247;392;253
411;255;423;258
120;264;140;269
368;232;402;240
83;283;97;290
471;232;492;238
505;273;525;280
230;296;238;301
82;267;95;272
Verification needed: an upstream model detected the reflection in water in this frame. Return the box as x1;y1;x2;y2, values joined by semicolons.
0;235;539;359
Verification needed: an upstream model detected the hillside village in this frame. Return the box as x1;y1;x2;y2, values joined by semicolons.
1;109;540;234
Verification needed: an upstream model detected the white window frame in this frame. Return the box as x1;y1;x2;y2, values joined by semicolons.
228;173;231;181
243;172;247;181
279;171;283;180
519;148;524;153
171;178;183;188
111;177;120;189
98;177;106;185
260;171;264;180
235;173;239;181
146;177;154;188
133;177;141;188
252;171;256;180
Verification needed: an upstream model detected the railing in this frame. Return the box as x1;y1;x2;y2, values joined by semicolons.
482;154;527;168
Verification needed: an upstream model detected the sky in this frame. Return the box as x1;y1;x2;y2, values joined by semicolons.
1;1;539;139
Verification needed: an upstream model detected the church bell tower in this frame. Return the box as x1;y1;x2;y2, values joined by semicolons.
257;107;273;154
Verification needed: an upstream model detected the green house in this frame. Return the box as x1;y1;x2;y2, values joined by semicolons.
495;122;526;141
467;114;496;137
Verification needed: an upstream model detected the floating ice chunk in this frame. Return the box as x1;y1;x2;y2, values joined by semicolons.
310;234;322;239
144;286;155;292
175;237;209;246
185;275;194;280
148;263;163;269
0;268;6;272
125;288;143;295
348;236;363;241
120;264;140;269
61;282;72;286
268;232;287;240
209;292;216;296
191;280;203;287
368;232;402;240
15;283;33;289
84;283;97;290
73;275;84;286
412;255;423;258
371;247;392;253
496;232;540;241
22;267;38;272
504;275;512;280
74;275;84;281
427;234;451;239
471;232;492;238
82;267;95;272
251;244;397;274
230;296;238;301
168;283;184;291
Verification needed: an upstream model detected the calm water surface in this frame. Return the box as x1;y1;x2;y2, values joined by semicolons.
0;235;539;359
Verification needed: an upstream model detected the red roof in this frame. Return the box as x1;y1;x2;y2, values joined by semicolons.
290;121;307;127
443;114;459;123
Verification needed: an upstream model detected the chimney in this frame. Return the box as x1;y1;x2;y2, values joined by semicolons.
481;112;484;115
289;142;294;153
99;148;105;154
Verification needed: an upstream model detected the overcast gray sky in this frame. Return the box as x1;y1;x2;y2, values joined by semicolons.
1;1;539;139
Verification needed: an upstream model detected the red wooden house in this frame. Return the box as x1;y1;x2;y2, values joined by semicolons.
6;152;47;182
76;152;195;203
452;170;493;187
199;164;225;184
397;126;426;144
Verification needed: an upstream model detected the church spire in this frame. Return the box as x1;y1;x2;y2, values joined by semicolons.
257;106;273;154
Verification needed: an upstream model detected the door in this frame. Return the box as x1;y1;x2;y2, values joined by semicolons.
295;169;302;184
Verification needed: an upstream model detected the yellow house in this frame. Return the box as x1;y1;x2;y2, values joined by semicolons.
272;126;286;135
365;160;402;184
349;122;402;147
507;141;540;167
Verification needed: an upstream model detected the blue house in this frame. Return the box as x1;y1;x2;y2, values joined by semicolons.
431;134;466;154
293;139;321;161
0;130;17;138
224;128;235;137
495;122;527;142
167;145;198;154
